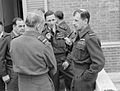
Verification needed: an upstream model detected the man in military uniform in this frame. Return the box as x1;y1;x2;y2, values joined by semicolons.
55;11;71;36
62;9;105;91
43;10;72;91
0;21;11;91
10;12;57;91
6;17;25;91
11;17;25;39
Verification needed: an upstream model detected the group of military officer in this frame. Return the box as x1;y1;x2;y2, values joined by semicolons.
0;8;105;91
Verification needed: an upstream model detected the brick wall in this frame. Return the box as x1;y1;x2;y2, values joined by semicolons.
26;0;44;12
48;0;120;42
102;46;120;72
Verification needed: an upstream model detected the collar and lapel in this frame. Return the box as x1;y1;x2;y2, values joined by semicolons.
0;32;3;38
24;30;40;38
75;25;91;41
11;31;19;39
58;21;67;30
78;25;91;39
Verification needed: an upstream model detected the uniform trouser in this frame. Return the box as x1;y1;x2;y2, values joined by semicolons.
63;65;74;91
0;77;5;91
6;66;19;91
51;65;73;91
18;73;54;91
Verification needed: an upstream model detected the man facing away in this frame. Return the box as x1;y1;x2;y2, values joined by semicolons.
62;9;105;91
10;12;57;91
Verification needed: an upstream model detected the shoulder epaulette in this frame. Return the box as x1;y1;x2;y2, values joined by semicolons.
37;35;48;44
89;33;96;36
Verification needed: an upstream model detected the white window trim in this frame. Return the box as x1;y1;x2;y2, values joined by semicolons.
102;41;120;48
22;0;48;20
22;0;27;21
44;0;48;12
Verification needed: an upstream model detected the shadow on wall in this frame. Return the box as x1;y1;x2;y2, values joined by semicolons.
4;24;12;33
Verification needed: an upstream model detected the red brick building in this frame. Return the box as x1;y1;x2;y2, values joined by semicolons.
0;0;120;72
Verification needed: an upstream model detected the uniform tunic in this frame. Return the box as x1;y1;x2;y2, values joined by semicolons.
10;30;57;91
0;32;11;91
66;25;105;91
6;31;19;91
42;23;72;91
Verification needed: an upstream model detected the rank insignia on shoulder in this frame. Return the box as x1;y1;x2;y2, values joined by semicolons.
89;33;96;36
78;38;86;45
80;38;85;41
37;35;48;44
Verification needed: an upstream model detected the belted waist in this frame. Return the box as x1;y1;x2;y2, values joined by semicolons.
18;72;49;78
74;62;90;71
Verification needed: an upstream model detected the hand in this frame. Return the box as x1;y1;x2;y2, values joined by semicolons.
62;61;69;70
46;33;51;39
2;75;10;83
64;37;72;45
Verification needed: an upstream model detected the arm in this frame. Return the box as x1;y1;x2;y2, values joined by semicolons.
2;35;11;82
5;35;12;64
44;44;57;75
82;36;105;80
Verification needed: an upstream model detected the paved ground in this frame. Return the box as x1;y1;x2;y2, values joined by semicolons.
108;72;120;91
59;72;120;91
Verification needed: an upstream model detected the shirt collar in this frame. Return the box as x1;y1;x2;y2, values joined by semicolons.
24;30;40;37
78;24;91;39
0;31;3;38
13;30;19;37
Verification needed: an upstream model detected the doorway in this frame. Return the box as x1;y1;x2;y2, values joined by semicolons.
1;0;23;33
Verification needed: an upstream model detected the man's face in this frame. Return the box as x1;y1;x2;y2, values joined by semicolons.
73;12;85;31
46;14;57;28
14;20;25;35
0;25;3;34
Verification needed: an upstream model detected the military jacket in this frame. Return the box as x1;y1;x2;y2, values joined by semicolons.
67;25;105;80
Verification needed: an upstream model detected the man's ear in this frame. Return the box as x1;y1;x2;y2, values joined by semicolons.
13;25;15;29
84;18;88;24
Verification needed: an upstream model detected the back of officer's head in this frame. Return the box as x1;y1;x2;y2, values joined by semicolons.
25;11;45;30
73;9;90;24
55;11;64;20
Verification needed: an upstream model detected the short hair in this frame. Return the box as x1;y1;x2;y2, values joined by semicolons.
73;9;90;23
55;11;64;20
37;8;45;13
12;17;23;26
25;12;44;28
0;21;3;26
44;10;54;20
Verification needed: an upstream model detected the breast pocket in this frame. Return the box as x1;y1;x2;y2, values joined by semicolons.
56;39;66;48
74;43;86;60
76;43;85;50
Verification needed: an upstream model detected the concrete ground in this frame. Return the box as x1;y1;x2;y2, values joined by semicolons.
59;72;120;91
108;72;120;91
